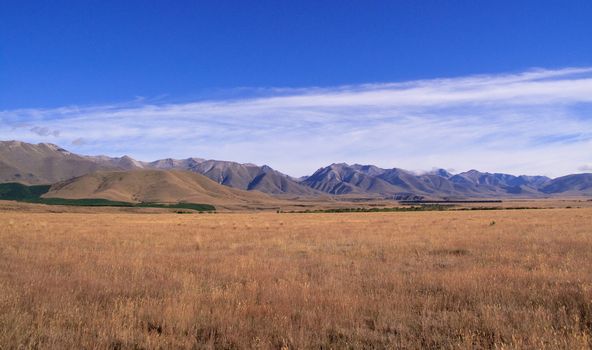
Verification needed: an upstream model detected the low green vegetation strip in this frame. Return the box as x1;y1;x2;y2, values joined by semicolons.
135;202;216;211
281;205;450;213
400;200;503;204
283;205;543;214
0;183;51;201
0;183;215;212
33;197;134;207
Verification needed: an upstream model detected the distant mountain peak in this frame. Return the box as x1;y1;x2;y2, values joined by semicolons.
1;140;591;198
429;168;454;178
0;140;114;184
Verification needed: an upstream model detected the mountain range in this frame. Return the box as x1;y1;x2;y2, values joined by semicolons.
1;140;591;200
44;169;274;208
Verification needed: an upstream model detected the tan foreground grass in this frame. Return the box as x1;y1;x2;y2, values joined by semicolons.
1;209;592;349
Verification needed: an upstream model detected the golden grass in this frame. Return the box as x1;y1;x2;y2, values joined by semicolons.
1;209;591;349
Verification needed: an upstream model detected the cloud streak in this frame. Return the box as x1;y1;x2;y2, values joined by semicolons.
1;67;592;177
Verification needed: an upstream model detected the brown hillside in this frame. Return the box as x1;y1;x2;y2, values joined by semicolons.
0;141;116;184
43;170;273;206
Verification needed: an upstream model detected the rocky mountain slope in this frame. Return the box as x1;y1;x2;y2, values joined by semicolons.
44;170;273;206
0;141;314;195
1;140;591;198
0;141;117;184
539;174;592;195
303;163;562;199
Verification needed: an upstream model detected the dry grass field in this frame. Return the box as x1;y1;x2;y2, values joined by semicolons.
1;208;592;349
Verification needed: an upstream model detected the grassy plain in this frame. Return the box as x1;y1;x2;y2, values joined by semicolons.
1;207;592;349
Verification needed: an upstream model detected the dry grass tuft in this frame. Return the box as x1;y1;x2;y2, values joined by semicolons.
1;208;591;349
194;234;202;251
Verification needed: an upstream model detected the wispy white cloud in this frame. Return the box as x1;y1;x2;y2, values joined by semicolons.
29;126;60;137
1;67;592;177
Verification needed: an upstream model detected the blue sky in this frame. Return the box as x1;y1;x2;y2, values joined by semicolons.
1;1;592;177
